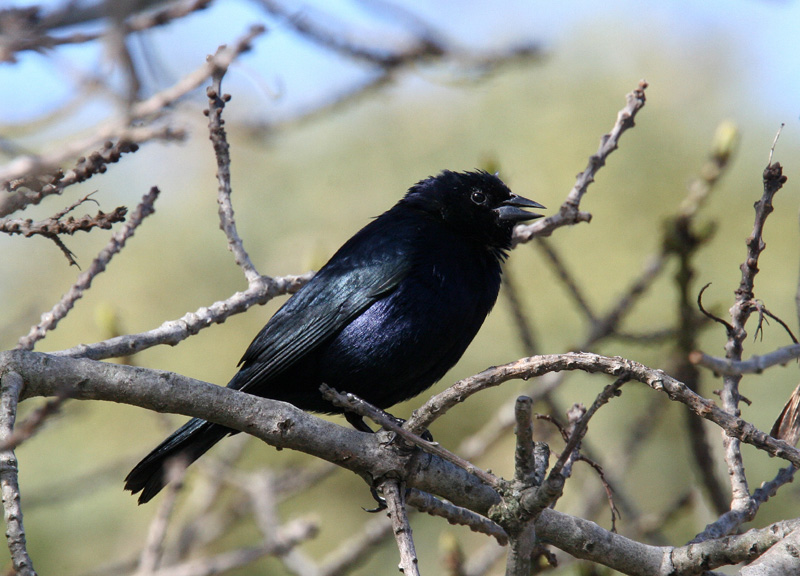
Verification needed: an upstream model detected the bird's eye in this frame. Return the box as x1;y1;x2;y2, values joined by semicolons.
471;191;487;205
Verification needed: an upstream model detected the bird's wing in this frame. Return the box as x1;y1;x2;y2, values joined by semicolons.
232;253;410;392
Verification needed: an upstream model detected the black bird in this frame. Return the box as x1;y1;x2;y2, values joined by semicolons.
125;170;544;503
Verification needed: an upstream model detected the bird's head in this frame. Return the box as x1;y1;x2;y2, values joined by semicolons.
402;170;545;250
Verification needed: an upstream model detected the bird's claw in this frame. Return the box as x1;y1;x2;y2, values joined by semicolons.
364;486;388;512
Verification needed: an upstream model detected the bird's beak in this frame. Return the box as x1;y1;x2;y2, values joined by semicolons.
495;194;546;223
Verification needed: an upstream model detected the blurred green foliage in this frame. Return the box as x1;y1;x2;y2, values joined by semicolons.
3;19;800;576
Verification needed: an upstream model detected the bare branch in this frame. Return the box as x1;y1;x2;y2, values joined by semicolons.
0;371;36;576
0;126;182;202
406;489;507;545
152;519;318;576
321;384;504;489
513;80;648;244
8;350;501;515
548;377;627;482
513;396;536;486
381;479;420;576
16;187;160;351
691;343;800;376
0;205;127;238
739;526;800;576
205;57;260;284
9;350;800;574
256;0;443;68
0;391;67;452
135;458;189;576
405;352;800;469
1;140;142;217
51;271;313;360
535;237;598;323
717;160;788;526
317;515;393;576
0;25;265;186
0;1;214;63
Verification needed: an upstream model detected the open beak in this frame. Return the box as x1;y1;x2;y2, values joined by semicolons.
495;194;546;223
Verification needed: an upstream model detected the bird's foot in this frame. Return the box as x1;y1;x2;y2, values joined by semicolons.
363;486;388;513
345;411;433;442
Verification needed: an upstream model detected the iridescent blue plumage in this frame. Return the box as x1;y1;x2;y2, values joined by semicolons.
125;170;544;503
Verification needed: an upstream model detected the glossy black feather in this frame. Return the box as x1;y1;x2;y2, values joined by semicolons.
125;170;544;503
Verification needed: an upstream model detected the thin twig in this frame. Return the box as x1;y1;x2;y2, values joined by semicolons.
16;187;160;351
320;384;503;489
513;80;648;244
2;140;141;217
0;206;128;238
257;0;443;68
664;133;732;516
586;253;667;345
205;58;261;284
135;458;189;576
149;519;318;576
691;343;800;376
405;353;800;470
381;479;420;576
547;376;628;483
0;26;266;186
318;514;393;576
691;465;798;544
51;271;313;360
502;266;540;353
0;392;67;452
718;160;788;525
406;488;508;545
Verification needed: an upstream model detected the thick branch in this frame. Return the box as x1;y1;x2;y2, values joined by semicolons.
5;350;800;575
4;350;500;515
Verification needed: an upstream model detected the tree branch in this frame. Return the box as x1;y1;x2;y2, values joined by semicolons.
406;352;800;469
381;479;420;576
16;187;159;351
0;25;265;186
0;371;36;576
691;343;800;375
512;80;648;244
6;350;800;574
205;57;261;285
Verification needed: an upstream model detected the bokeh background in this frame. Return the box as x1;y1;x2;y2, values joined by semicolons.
2;0;800;574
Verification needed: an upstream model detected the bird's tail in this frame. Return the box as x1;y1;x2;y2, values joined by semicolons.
124;418;233;504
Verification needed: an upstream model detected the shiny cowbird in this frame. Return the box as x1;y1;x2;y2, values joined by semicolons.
125;170;544;503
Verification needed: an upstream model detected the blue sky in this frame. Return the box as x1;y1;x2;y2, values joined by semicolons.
2;0;798;129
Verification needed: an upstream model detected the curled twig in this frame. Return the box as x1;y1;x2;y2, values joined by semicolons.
405;352;800;470
697;283;733;333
